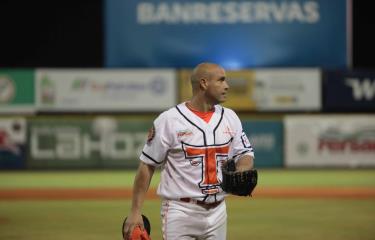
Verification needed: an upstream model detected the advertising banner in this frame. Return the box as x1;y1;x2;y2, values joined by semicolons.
179;68;320;111
254;69;321;111
285;115;375;167
28;117;152;169
243;120;283;168
36;69;176;112
323;70;375;112
0;69;35;113
179;69;257;111
106;0;349;68
0;118;27;169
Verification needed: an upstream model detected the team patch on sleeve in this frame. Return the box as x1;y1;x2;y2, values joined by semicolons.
241;131;252;148
147;125;155;144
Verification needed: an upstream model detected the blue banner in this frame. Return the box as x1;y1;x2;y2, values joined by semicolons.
323;70;375;112
105;0;348;68
242;120;283;168
0;146;26;169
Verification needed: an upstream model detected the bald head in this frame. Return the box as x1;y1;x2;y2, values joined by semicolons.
190;62;224;92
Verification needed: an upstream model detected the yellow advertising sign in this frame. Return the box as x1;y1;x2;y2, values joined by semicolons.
178;69;256;111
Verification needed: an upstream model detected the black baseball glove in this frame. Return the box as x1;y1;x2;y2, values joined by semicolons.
221;159;258;196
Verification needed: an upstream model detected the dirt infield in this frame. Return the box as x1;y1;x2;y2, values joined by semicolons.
0;187;374;200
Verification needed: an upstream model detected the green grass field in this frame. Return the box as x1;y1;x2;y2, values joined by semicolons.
0;169;374;240
1;169;375;188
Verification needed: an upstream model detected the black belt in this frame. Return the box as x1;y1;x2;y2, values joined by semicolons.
179;198;223;209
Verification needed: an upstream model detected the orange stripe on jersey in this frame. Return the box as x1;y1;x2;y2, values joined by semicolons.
205;146;230;185
186;103;215;123
206;148;217;184
184;145;229;186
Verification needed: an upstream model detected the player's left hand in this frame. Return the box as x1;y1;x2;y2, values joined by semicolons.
221;158;258;196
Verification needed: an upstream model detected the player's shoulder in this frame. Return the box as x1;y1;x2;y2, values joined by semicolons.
220;105;238;118
154;105;180;124
220;105;242;126
162;104;181;117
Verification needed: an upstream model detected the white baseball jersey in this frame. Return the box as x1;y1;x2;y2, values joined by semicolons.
140;102;254;203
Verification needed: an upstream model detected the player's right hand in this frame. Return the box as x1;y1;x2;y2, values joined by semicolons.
123;213;144;240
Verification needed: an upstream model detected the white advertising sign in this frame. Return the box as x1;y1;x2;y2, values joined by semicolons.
285;115;375;167
36;69;176;112
253;69;321;111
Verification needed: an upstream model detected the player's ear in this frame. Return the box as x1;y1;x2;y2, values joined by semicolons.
200;78;208;90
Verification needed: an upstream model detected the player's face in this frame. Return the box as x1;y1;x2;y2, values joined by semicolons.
206;67;229;104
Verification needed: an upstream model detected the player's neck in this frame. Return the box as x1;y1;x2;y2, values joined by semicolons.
188;96;215;112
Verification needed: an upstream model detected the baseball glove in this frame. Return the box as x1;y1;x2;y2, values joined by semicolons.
122;214;151;240
221;158;258;196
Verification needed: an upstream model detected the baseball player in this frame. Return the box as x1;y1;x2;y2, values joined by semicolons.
123;62;255;240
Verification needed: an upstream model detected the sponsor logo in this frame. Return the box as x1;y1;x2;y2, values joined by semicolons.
274;96;297;104
0;130;20;155
71;77;166;95
137;1;319;24
318;128;375;152
30;125;147;160
39;75;56;104
177;129;193;138
345;78;375;101
223;126;235;137
149;77;166;94
296;142;309;155
250;133;275;150
0;76;15;103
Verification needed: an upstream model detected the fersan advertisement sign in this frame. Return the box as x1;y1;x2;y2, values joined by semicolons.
285;115;375;167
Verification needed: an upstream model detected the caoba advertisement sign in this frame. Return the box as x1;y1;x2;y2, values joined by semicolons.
28;117;152;168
